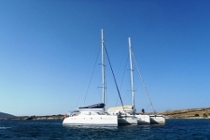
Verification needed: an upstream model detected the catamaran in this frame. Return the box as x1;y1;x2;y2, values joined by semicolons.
107;38;150;125
107;38;151;125
125;37;150;125
128;37;165;125
62;29;118;126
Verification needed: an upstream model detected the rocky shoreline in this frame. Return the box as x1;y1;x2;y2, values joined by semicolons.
1;107;210;120
156;107;210;119
0;114;64;120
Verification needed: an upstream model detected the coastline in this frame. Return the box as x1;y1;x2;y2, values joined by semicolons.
0;114;64;121
159;107;210;119
1;107;210;121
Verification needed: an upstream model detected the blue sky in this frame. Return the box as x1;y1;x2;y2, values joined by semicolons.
0;0;210;116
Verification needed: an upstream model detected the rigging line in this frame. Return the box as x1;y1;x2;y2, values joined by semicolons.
115;56;129;106
83;48;101;104
76;82;86;108
145;104;152;110
132;52;156;113
104;44;125;111
120;56;129;92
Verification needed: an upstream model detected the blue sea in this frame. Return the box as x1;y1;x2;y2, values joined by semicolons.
0;119;210;139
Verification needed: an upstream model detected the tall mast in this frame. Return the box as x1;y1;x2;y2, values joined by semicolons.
101;29;106;107
128;37;135;111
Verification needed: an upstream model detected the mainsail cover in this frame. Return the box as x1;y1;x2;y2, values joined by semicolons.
78;103;105;109
107;105;133;112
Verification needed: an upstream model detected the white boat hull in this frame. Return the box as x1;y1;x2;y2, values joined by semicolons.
118;115;138;126
149;115;165;124
62;115;118;126
135;114;150;125
107;106;150;125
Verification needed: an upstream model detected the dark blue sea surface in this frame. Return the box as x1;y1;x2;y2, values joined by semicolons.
0;119;210;139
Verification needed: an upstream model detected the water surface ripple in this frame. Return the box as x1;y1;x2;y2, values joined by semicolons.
0;119;210;139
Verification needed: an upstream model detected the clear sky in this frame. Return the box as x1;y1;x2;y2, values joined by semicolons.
0;0;210;116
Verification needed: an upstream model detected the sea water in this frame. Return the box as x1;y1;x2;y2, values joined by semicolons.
0;119;210;139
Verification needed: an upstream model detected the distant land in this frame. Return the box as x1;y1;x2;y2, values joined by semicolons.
0;112;16;119
1;107;210;120
0;113;64;120
158;107;210;119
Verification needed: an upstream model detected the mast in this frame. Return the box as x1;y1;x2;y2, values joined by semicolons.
101;29;106;108
128;37;135;112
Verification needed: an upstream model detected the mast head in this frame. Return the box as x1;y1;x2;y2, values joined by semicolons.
101;29;104;41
